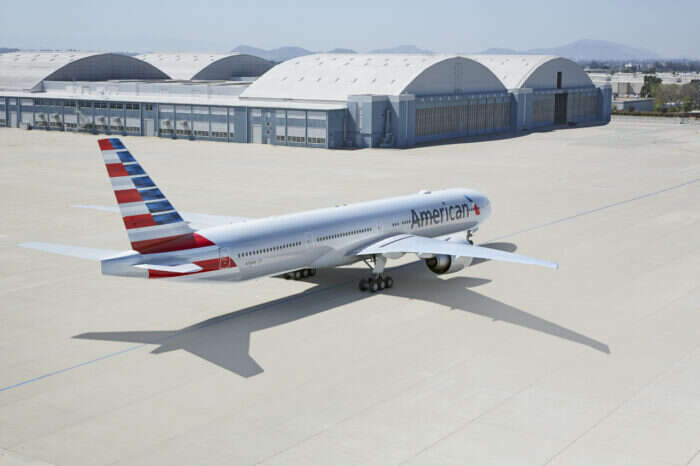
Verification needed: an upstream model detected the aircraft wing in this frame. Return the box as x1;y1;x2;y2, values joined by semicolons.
354;234;558;269
72;205;248;230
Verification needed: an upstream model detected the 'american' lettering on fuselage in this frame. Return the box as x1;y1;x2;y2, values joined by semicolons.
410;200;479;229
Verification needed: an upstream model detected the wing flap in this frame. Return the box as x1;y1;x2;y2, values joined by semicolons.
355;234;558;269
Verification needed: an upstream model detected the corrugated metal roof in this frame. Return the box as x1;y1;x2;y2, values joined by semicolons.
0;52;169;91
0;52;98;90
466;55;594;90
240;53;506;102
135;53;272;80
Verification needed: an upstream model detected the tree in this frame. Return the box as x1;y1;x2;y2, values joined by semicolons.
640;75;662;98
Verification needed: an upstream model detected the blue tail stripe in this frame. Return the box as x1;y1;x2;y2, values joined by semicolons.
124;164;145;176
152;212;183;225
138;188;164;201
117;151;135;162
132;176;155;188
109;138;125;149
146;200;174;213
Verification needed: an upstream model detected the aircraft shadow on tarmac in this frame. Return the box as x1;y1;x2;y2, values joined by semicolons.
73;242;610;378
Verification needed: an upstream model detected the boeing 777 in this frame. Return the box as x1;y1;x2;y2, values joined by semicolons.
21;138;557;292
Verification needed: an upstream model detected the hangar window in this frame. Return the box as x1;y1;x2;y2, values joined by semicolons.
145;104;154;111
308;111;326;120
251;109;262;117
110;103;123;110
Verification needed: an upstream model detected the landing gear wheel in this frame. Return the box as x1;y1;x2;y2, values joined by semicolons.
369;279;379;293
384;276;394;289
359;278;369;291
467;230;474;245
302;269;310;278
378;277;386;290
294;270;302;280
284;273;292;280
308;268;317;277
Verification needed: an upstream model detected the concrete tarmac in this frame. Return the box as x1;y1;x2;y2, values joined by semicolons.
1;119;699;465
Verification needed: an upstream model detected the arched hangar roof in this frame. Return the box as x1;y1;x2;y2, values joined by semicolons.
0;52;169;91
466;55;594;90
135;53;274;80
240;53;506;102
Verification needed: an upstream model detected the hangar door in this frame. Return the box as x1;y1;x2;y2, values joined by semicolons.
415;94;511;142
554;93;568;125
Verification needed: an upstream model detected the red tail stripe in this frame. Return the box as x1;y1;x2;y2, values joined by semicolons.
106;163;129;177
98;139;115;150
114;189;143;204
123;214;157;229
131;232;215;254
148;256;236;279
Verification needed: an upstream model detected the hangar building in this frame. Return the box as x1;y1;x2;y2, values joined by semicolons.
0;52;611;149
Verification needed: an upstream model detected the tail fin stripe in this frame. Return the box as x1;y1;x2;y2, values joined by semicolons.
124;214;158;229
111;177;135;190
114;189;143;204
119;203;150;217
127;224;193;242
132;176;155;188
146;200;174;213
117;151;135;162
124;164;146;176
138;189;164;201
106;163;129;177
153;212;183;225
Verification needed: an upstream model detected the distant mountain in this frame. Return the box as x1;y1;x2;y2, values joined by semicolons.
477;39;660;61
369;45;434;54
232;45;313;62
327;48;356;54
0;47;20;54
480;48;518;55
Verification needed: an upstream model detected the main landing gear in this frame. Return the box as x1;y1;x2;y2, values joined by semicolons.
284;268;316;280
358;255;393;292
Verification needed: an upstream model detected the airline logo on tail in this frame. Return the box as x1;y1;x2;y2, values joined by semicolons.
98;138;215;254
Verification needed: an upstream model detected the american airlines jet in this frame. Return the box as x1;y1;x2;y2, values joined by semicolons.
22;138;557;292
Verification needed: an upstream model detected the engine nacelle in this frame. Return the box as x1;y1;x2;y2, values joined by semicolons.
425;254;473;275
424;234;474;275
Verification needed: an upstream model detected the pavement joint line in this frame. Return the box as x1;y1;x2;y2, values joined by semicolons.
489;178;700;242
1;177;698;394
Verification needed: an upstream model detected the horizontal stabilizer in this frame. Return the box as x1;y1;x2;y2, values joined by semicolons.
355;234;558;269
133;263;203;274
19;242;122;261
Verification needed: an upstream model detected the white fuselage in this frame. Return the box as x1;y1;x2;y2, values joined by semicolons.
102;188;491;280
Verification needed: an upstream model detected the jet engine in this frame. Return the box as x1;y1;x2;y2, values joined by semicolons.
424;235;474;275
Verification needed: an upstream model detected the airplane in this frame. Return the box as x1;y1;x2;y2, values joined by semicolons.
21;138;557;292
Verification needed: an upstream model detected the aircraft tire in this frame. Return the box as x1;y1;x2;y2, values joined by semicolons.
385;277;394;289
378;278;386;290
309;268;317;277
359;278;369;291
369;279;379;293
302;269;310;278
294;270;302;280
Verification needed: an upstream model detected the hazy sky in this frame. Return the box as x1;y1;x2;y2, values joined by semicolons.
1;0;698;58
